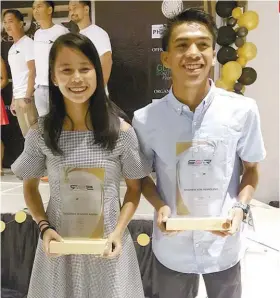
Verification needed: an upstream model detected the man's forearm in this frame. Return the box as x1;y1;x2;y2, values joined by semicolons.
141;176;165;211
25;70;35;98
100;52;112;86
238;166;259;204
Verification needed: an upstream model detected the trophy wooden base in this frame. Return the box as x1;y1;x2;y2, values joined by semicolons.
49;238;108;255
166;217;231;231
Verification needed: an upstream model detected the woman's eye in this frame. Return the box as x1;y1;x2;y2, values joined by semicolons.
62;69;71;73
80;68;90;73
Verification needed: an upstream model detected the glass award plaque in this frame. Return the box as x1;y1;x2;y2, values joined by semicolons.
49;167;109;255
166;140;231;231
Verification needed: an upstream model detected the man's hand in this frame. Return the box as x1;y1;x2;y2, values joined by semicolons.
157;205;180;235
10;98;16;116
17;98;27;112
209;208;244;237
157;205;171;232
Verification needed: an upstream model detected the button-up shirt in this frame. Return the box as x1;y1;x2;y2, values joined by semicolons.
132;81;266;274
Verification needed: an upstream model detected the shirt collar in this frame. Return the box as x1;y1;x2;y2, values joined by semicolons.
167;79;215;115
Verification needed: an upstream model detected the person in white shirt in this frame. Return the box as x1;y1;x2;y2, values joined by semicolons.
68;1;112;86
4;10;37;137
33;0;69;116
133;8;266;298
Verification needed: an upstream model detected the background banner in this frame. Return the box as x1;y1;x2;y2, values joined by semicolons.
1;0;210;167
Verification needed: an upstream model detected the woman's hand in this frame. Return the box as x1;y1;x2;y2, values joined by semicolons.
103;231;122;259
42;228;64;258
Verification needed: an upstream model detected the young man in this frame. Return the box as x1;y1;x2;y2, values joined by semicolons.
133;9;266;298
4;10;37;137
68;0;112;85
33;0;69;117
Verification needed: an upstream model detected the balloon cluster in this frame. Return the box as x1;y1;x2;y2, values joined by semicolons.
215;1;259;95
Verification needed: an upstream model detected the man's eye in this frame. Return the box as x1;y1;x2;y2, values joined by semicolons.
198;43;209;48
62;69;71;73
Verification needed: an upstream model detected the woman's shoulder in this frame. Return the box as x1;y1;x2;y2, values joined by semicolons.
119;118;132;133
27;117;44;137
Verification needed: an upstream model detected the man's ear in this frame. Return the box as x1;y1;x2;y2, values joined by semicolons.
48;6;53;16
212;50;217;67
161;51;171;69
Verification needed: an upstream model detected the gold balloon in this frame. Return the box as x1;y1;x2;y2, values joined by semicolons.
242;85;246;93
237;57;247;67
221;61;242;83
215;79;233;91
237;42;257;61
15;211;27;223
232;7;243;19
237;11;259;30
137;233;150;246
0;221;6;233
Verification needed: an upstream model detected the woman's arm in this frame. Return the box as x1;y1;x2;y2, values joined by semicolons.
23;178;63;256
114;178;142;236
104;178;141;258
23;178;48;227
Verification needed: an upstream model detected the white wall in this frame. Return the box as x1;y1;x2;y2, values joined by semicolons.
244;0;279;203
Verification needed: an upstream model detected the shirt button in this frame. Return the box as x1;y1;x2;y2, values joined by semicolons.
195;243;199;248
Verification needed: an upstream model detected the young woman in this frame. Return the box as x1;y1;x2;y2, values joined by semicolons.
1;57;10;175
11;33;151;298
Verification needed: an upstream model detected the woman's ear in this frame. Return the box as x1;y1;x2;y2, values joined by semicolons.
52;75;58;86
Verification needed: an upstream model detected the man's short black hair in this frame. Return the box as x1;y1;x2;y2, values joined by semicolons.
45;1;55;16
3;9;24;22
162;8;218;51
80;1;91;10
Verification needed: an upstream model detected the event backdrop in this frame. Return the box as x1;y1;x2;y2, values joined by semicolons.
1;0;213;167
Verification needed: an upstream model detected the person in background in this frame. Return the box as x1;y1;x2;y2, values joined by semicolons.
68;0;112;86
0;57;10;176
32;0;69;117
133;8;266;298
3;9;37;137
33;0;69;182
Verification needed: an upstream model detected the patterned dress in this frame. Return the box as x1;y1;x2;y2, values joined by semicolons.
11;121;151;298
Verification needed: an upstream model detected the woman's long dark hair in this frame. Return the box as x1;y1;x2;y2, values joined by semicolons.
44;33;128;155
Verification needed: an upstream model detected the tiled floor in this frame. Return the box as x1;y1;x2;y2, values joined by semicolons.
1;169;280;298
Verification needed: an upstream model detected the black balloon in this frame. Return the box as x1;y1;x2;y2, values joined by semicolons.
227;17;237;27
217;26;236;46
237;27;248;37
234;90;244;95
234;82;243;92
237;1;247;7
238;67;257;85
216;1;237;18
217;46;237;64
235;37;245;47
